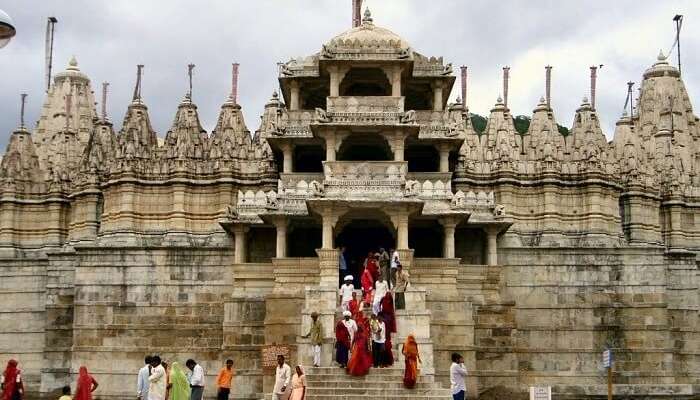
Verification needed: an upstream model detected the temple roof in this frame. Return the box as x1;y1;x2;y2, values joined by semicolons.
326;9;410;51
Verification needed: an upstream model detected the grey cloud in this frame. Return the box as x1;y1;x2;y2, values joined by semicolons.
1;0;699;149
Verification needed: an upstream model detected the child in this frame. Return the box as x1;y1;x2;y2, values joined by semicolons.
58;385;72;400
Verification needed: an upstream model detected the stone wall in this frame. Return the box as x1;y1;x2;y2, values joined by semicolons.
65;246;234;399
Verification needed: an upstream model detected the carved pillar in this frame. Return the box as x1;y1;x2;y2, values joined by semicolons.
391;65;402;97
392;211;409;250
281;142;293;173
432;81;444;111
320;208;338;249
233;225;249;264
289;80;300;111
438;143;450;172
325;133;336;162
392;131;405;162
485;226;499;266
328;66;349;98
440;218;457;258
274;217;288;258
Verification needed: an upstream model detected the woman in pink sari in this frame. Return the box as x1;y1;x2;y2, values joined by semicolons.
289;365;306;400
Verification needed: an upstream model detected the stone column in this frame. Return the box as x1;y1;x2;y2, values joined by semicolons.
328;66;348;97
289;80;300;111
438;144;450;172
393;212;409;250
433;81;444;111
485;226;499;266
274;218;288;258
325;134;336;162
391;65;402;97
281;143;293;173
321;209;338;249
233;225;249;264
392;131;405;162
440;219;457;258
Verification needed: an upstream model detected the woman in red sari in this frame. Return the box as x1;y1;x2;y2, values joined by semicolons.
348;291;361;319
346;317;373;376
1;360;23;400
75;366;99;400
379;293;396;366
365;253;380;282
360;266;374;306
401;334;420;388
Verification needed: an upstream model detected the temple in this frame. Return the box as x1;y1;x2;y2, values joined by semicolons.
0;5;698;400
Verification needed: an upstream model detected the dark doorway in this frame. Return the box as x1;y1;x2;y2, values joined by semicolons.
337;133;393;161
455;226;486;264
288;220;322;257
294;145;324;173
409;219;443;257
406;144;439;172
340;68;391;97
336;219;395;287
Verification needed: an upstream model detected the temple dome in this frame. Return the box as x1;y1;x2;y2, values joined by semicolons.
325;9;410;50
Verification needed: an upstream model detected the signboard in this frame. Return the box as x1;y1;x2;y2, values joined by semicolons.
529;386;551;400
603;348;613;368
261;344;290;371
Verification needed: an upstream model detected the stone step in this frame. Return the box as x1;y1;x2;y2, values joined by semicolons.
305;395;448;400
307;386;450;395
305;379;439;389
306;374;435;385
307;366;428;378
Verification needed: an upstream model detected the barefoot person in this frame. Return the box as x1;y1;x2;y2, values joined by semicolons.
288;366;306;400
302;312;323;367
402;334;421;389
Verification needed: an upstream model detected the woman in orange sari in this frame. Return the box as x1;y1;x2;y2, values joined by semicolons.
347;316;373;376
401;334;420;389
360;265;374;306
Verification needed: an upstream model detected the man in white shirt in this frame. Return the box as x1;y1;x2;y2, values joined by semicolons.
341;311;358;344
450;353;468;400
147;356;166;400
338;275;355;312
372;276;389;315
370;314;387;367
272;355;291;400
137;355;152;400
186;359;205;400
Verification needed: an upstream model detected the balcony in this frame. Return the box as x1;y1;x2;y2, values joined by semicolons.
316;96;412;126
322;160;407;199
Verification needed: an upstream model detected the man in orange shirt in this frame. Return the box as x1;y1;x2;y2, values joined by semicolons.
216;359;234;400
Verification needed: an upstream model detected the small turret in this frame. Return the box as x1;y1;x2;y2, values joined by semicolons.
162;95;207;160
569;96;607;162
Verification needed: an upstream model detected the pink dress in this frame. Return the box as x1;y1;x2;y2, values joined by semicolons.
289;373;306;400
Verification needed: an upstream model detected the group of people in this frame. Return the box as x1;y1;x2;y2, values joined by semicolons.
271;355;306;400
137;356;234;400
1;360;98;400
334;247;416;388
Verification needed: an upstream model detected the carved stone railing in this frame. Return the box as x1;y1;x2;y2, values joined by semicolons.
322;161;407;198
415;110;468;139
405;172;453;199
450;190;495;210
317;96;412;126
262;110;314;139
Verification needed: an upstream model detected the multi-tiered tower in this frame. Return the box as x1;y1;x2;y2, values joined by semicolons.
0;6;698;400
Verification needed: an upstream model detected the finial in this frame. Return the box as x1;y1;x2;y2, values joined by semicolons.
132;64;144;102
581;96;589;105
67;55;79;71
539;96;546;104
272;90;279;99
19;93;27;129
231;63;240;105
456;97;462;104
187;63;195;100
362;7;373;24
657;49;667;61
101;82;109;122
496;95;503;104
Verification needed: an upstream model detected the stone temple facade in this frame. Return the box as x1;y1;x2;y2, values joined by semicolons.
1;7;699;400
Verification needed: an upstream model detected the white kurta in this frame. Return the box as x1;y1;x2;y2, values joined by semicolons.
373;280;389;313
342;319;358;343
273;363;292;394
148;365;166;400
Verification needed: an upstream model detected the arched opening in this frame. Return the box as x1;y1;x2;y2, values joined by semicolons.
340;68;391;97
455;223;486;264
301;81;330;110
403;81;433;110
247;227;276;262
335;210;395;286
288;218;322;257
293;144;324;173
406;144;439;172
337;133;393;161
409;219;443;257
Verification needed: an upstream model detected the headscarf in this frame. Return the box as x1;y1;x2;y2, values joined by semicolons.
2;360;19;400
75;366;94;400
403;334;419;358
294;365;305;377
168;362;191;400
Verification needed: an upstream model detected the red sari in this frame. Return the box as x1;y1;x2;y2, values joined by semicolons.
347;317;373;376
379;293;397;334
402;335;420;388
75;366;98;400
360;268;374;305
2;360;21;400
366;258;380;282
349;296;361;319
335;320;351;366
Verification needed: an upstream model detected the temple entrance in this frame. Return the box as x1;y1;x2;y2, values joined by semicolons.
337;133;393;161
335;213;395;286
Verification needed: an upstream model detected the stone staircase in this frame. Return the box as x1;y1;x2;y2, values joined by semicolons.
304;366;452;399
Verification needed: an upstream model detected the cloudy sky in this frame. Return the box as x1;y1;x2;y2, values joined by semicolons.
1;0;699;149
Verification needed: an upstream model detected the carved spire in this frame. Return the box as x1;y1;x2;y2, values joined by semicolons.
116;96;158;161
163;83;207;160
33;56;97;171
0;125;42;185
569;96;607;163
